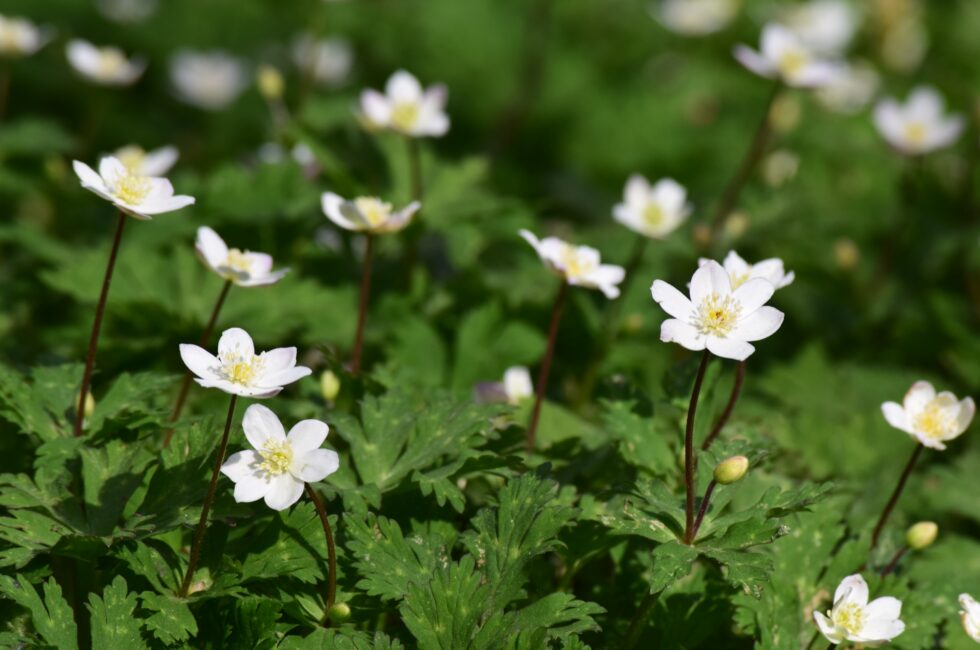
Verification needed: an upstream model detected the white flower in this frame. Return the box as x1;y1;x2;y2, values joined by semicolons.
814;574;905;645
651;260;784;361
179;327;312;398
196;227;288;287
815;60;880;115
220;404;339;511
613;175;691;240
961;593;980;643
873;86;965;156
321;192;420;235
519;230;625;299
66;39;145;86
359;70;449;137
881;381;975;450
699;250;795;291
503;367;533;405
733;23;844;88
0;15;50;57
653;0;737;36
72;156;194;219
96;0;158;23
113;144;178;177
293;33;352;86
781;0;858;56
170;50;248;111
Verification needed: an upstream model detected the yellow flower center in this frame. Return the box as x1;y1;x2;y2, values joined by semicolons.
642;203;665;228
116;146;146;173
777;50;808;77
258;439;294;476
112;172;152;205
353;197;393;228
97;49;128;78
558;244;596;280
0;25;22;53
224;248;252;273
693;293;741;337
913;399;953;440
903;121;928;146
729;271;751;290
390;101;420;131
832;602;866;635
220;351;263;386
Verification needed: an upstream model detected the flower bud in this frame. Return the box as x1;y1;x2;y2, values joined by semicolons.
84;392;96;418
257;64;284;100
713;455;749;485
905;521;938;551
692;223;712;247
328;602;351;621
320;370;340;402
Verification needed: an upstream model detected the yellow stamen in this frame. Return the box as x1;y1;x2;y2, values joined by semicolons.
353;197;393;228
832;602;866;635
730;271;751;290
777;50;808;77
913;400;953;440
258;439;294;475
224;248;252;274
642;203;665;228
558;244;596;280
693;293;741;337
97;49;128;78
390;101;420;132
116;146;146;173
903;122;928;146
113;172;151;204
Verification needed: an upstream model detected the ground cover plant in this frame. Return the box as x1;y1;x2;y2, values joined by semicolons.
0;0;979;647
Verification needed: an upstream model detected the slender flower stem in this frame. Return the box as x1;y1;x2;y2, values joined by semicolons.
73;211;128;437
178;394;238;597
305;484;337;621
688;479;717;544
526;282;568;451
701;360;746;451
683;351;711;544
350;235;375;375
880;546;908;577
870;444;924;550
406;136;423;202
622;589;660;649
0;63;10;121
165;280;233;441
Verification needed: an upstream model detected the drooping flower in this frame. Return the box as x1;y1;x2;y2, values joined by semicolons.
359;70;449;137
321;192;420;235
961;593;980;643
503;366;533;405
873;86;965;156
881;381;975;450
813;574;905;645
72;156;195;219
733;23;843;88
0;14;50;57
220;404;339;511
653;0;737;37
179;327;311;398
293;33;353;87
699;250;795;291
66;39;145;86
170;49;248;111
651;260;784;361
520;230;625;299
113;144;178;177
781;0;858;56
195;227;288;287
613;175;691;240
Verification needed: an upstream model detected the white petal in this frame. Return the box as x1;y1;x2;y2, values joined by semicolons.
731;278;775;314
864;596;902;622
242;403;286;450
706;337;755;361
179;344;220;380
385;70;422;103
873;99;905;147
261;365;312;388
906;86;943;121
731;306;783;342
651;280;694;320
292;448;340;483
519;229;543;257
903;381;935;416
650;178;687;212
956;397;976;434
417;111;450;137
264;474;305;511
287;419;329;453
722;250;750;277
733;45;775;79
99;156;127;185
217;327;255;359
196;226;229;270
236;268;289;287
930;116;965;150
72;160;107;193
857;618;905;643
141;194;194;215
233;474;270;503
690;260;732;303
503;367;533;403
881;402;910;432
588;265;626;299
624;174;651;207
261;347;297;375
321;192;360;231
141;146;179;176
750;258;789;287
834;574;869;608
221;450;261;482
813;611;843;645
660;319;705;352
360;89;391;126
791;61;845;89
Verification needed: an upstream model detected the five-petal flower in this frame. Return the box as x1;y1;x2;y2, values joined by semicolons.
613;175;691;240
733;23;843;88
814;574;905;645
359;70;449;137
66;39;144;86
881;380;975;450
873;86;965;156
321;192;420;235
170;49;248;111
520;230;625;299
961;593;980;643
72;156;195;219
0;14;50;58
196;227;289;287
699;250;795;291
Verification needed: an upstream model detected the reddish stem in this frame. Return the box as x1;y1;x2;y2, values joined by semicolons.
701;360;746;451
870;444;924;550
525;282;568;451
683;351;711;544
306;484;337;623
687;479;717;544
350;235;375;375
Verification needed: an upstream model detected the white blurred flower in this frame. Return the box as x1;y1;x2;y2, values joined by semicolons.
700;250;795;291
651;260;784;361
815;60;879;114
782;0;858;56
359;70;449;137
195;227;288;287
873;86;965;155
293;33;353;87
503;367;533;405
113;144;178;177
221;404;339;511
96;0;158;24
881;380;975;450
321;192;420;235
66;39;145;86
961;593;980;643
813;574;905;645
653;0;738;36
170;50;248;111
520;230;625;299
613;175;691;240
179;327;312;399
0;15;51;57
761;149;800;187
72;156;194;220
733;23;844;88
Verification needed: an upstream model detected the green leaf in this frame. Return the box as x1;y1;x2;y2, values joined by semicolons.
0;574;78;650
450;302;545;394
644;541;699;593
600;400;675;477
278;629;406;650
594;479;683;544
139;592;197;645
87;576;147;649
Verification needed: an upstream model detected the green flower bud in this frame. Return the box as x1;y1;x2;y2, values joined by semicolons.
257;65;284;100
713;455;749;485
328;602;351;621
320;370;340;402
905;521;938;551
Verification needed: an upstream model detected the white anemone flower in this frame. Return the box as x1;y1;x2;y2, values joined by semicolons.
813;574;905;645
873;86;965;156
321;192;420;235
781;0;858;56
961;593;980;643
196;227;289;287
653;0;737;37
359;70;449;137
170;49;248;111
503;366;533;405
66;39;145;86
220;404;339;511
519;230;625;299
292;33;353;87
733;23;843;88
0;15;51;57
815;60;880;115
72;156;194;220
613;175;691;240
179;327;312;398
881;381;975;450
113;144;178;177
651;260;784;361
699;250;795;291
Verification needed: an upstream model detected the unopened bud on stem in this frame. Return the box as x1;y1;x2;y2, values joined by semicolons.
714;455;749;485
257;65;285;100
320;370;340;402
906;521;938;551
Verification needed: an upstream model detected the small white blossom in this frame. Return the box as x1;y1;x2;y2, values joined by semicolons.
653;0;737;36
503;367;533;405
170;50;248;111
815;60;880;115
113;144;178;177
699;250;795;292
733;23;843;88
961;593;980;643
321;192;420;235
520;230;625;299
293;33;353;87
0;15;50;58
196;227;288;287
613;175;691;240
873;86;965;156
781;0;858;56
220;404;339;511
359;70;449;138
66;39;145;86
814;574;905;645
72;156;194;219
881;381;975;450
179;327;312;398
651;260;784;361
